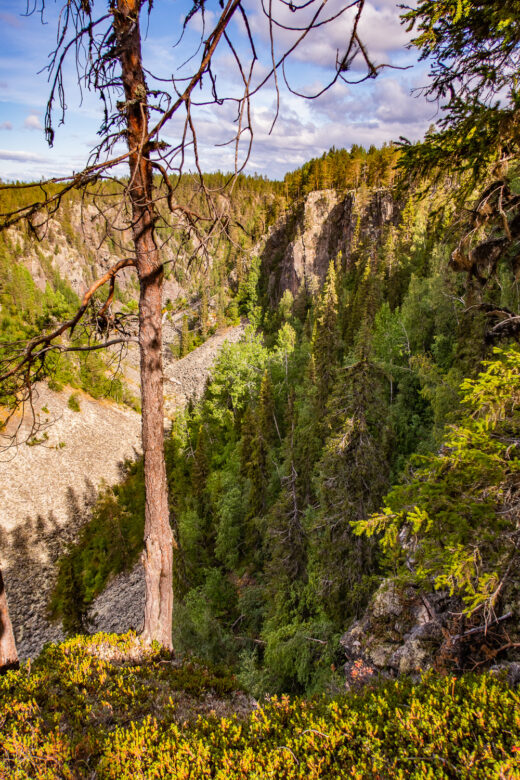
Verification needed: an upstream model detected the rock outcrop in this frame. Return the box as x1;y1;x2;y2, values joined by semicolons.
340;579;520;687
260;188;397;304
340;582;449;687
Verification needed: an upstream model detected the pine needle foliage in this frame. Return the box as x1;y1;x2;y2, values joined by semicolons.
355;347;520;621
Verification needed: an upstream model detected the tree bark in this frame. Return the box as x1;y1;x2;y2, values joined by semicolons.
0;569;19;672
116;0;175;649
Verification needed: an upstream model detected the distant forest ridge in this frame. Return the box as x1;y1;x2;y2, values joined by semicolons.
0;143;400;199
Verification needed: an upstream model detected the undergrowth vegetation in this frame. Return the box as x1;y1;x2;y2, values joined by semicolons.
0;633;518;779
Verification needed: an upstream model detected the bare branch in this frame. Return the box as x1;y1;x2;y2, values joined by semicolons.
0;257;136;384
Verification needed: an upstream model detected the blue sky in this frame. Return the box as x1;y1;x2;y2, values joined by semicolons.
0;0;437;181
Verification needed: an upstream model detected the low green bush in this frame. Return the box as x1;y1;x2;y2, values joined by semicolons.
67;392;81;412
0;633;518;779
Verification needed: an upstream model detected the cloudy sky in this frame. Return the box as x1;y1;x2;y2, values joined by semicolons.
0;0;437;181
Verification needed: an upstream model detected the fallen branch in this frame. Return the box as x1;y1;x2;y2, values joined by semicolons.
452;611;513;642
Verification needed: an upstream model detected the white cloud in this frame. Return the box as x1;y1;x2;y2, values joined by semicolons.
0;121;13;130
357;2;412;62
0;0;435;181
24;113;42;130
0;149;46;162
308;73;435;125
374;78;436;124
186;8;215;35
242;0;413;80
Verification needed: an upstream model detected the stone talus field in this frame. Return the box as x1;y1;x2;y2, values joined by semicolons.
1;324;244;659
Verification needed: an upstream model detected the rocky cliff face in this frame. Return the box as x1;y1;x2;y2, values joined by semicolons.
260;188;397;304
9;202;185;303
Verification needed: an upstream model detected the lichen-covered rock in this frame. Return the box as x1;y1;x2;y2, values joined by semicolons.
369;642;399;668
340;580;450;687
340;578;520;686
371;580;405;619
389;638;434;675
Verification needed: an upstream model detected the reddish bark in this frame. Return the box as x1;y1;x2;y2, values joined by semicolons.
0;569;19;672
116;0;175;649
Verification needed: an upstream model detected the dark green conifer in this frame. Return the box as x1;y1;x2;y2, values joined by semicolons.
265;389;307;586
239;404;256;479
247;370;276;518
58;556;91;636
312;261;341;414
309;360;391;626
180;314;191;357
192;424;211;518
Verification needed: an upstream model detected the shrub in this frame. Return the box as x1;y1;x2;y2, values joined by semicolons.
67;392;81;412
1;635;518;779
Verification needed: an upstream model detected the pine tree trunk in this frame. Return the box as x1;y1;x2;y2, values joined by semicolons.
138;243;174;649
0;569;19;672
116;0;175;650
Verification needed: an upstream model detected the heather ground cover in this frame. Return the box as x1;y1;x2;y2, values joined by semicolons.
0;632;518;779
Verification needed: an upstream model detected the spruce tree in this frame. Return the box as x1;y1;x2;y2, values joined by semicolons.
313;261;341;415
180;314;191;358
192;424;211;519
247;370;276;519
309;360;391;626
200;289;209;339
59;556;91;636
240;405;256;480
265;389;307;595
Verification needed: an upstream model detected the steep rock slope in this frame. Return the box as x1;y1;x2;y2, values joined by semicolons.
2;324;244;659
1;384;142;657
260;188;397;303
8;202;184;303
1;386;141;568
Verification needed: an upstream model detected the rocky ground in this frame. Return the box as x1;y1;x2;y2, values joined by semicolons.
340;579;520;686
1;323;244;659
163;322;245;415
